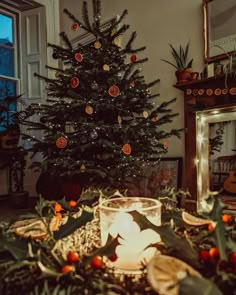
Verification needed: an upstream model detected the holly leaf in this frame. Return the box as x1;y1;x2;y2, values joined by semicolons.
179;274;223;295
162;210;185;227
0;238;30;260
83;234;120;265
130;210;200;269
208;196;228;261
54;209;93;240
56;197;72;211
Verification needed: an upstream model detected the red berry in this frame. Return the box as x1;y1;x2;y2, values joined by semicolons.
200;250;210;261
61;265;74;273
208;223;214;231
54;203;62;212
229;252;236;264
222;214;231;223
55;212;62;220
69;200;77;208
209;247;219;258
90;256;103;269
108;254;118;262
67;251;79;263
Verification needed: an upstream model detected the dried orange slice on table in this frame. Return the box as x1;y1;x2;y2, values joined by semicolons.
147;255;201;295
182;211;212;226
12;216;60;240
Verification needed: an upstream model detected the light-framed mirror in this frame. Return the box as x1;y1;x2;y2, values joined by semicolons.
196;106;236;213
203;0;236;63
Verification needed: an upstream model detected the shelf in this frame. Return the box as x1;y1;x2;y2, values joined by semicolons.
174;75;226;90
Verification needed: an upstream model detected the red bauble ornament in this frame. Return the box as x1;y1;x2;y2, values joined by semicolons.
130;54;137;63
67;251;79;263
108;85;120;97
70;77;80;88
90;256;103;269
130;81;135;87
122;143;132;155
75;53;83;62
71;22;80;31
152;116;158;122
56;136;68;149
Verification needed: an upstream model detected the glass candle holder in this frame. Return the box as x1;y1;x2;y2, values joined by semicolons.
99;197;162;274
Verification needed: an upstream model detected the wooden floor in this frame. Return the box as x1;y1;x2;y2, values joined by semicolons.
0;196;38;222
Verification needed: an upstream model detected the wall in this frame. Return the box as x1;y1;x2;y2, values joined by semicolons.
0;0;205;197
59;0;204;159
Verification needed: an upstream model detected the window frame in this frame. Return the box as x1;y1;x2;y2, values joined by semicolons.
0;8;20;97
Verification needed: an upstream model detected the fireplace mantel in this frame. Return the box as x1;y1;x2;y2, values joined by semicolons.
175;75;236;211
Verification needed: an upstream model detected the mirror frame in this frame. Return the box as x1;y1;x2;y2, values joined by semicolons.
196;106;236;212
203;0;236;63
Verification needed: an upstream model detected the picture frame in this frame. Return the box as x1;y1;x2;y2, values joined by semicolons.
203;0;236;63
152;157;183;191
126;157;183;199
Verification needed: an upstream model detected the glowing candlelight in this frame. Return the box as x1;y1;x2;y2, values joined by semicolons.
99;197;162;273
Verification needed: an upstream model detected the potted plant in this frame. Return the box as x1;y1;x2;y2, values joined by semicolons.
161;42;193;83
0;91;29;208
0;93;23;149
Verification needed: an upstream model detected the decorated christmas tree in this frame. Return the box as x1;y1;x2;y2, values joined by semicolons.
19;0;182;192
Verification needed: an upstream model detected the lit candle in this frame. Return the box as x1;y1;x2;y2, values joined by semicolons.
99;198;162;273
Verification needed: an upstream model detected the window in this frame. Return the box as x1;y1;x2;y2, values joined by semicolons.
0;10;19;131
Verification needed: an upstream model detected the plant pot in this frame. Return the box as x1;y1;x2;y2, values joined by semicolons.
36;173;63;200
0;125;20;150
175;68;192;83
62;183;82;201
9;191;29;209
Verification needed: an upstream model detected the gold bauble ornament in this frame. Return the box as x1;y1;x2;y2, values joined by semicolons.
80;164;86;172
94;40;102;49
103;64;110;71
143;111;149;118
113;37;121;46
85;105;94;115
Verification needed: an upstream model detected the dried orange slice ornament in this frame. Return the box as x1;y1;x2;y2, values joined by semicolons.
108;85;120;97
122;143;131;155
147;255;201;295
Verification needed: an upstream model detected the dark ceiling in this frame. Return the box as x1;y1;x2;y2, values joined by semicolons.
0;0;42;11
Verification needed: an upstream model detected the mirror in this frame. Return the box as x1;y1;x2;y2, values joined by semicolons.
196;106;236;212
203;0;236;62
